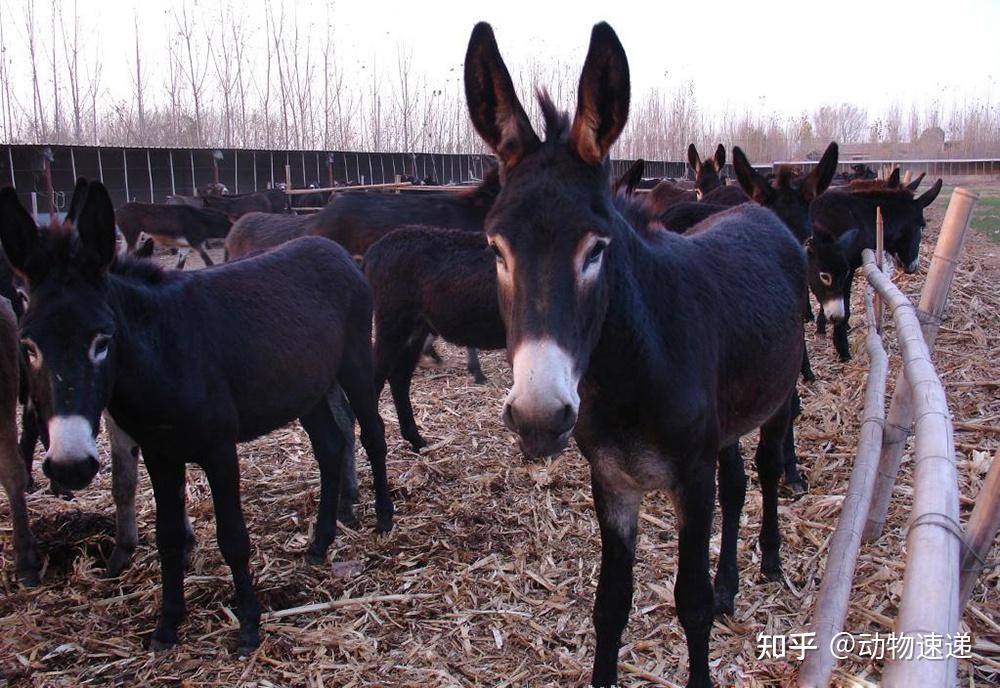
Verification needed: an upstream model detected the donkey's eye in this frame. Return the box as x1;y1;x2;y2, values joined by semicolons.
490;242;506;267
90;334;111;365
819;272;833;287
584;241;608;269
21;339;41;368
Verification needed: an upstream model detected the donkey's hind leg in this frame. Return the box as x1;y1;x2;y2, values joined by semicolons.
299;400;347;563
339;331;394;534
779;390;807;498
714;444;746;616
387;329;432;451
327;385;358;527
755;396;793;581
466;347;487;384
175;248;191;270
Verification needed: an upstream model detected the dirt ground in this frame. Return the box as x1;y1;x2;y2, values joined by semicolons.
0;179;998;687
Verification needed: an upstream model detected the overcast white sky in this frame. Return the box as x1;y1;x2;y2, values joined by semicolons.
4;0;999;119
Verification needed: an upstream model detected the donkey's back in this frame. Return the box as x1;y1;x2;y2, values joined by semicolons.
678;205;805;441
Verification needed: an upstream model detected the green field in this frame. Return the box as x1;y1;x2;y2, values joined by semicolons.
970;195;1000;243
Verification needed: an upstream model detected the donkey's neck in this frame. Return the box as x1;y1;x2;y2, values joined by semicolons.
586;219;677;395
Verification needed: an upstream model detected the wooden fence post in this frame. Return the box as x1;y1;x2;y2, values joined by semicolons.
798;268;889;688
959;447;1000;607
863;188;980;542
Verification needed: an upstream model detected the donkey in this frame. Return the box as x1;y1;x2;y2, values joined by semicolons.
0;180;393;654
466;23;805;688
202;189;288;217
116;202;232;268
224;212;310;262
305;166;500;256
688;143;726;193
307;168;502;384
807;180;942;360
366;227;504;450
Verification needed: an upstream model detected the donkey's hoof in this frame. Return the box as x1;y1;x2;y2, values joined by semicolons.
780;479;808;499
104;548;134;579
17;569;41;588
472;373;488;385
762;564;784;583
407;437;428;452
237;631;261;657
801;370;816;384
304;549;327;566
149;636;177;653
337;508;358;528
376;515;394;535
713;592;735;618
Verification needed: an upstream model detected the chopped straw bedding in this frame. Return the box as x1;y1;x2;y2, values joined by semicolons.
1;190;998;687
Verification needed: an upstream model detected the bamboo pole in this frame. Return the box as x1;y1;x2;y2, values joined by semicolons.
863;188;980;542
798;275;889;688
874;207;884;334
862;249;960;688
959;447;1000;607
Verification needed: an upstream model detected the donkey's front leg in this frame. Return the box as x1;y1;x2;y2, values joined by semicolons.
146;457;189;651
105;415;139;577
589;469;641;688
675;458;717;688
0;438;40;586
201;444;261;655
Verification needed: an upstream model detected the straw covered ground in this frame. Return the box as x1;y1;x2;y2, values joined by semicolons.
0;181;998;687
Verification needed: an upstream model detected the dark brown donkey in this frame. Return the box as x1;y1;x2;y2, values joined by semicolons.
0;181;393;654
365;164;649;451
307;168;502;383
116;202;232;268
465;23;805;688
224;212;309;261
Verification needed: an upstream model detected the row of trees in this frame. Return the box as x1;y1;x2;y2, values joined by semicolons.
2;0;999;161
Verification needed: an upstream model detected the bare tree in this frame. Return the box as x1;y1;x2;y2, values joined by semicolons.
131;12;146;141
0;3;15;142
49;0;62;141
24;0;47;141
58;0;84;141
173;0;209;145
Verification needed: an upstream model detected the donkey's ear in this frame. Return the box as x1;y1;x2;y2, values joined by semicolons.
464;22;540;173
76;182;117;274
64;177;90;224
687;143;700;173
614;159;644;196
905;172;926;192
886;168;901;188
916;179;943;208
0;187;39;277
570;22;630;166
802;142;838;201
732;147;773;204
714;144;726;169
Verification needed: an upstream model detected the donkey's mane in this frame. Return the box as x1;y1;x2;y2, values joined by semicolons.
775;166;800;189
536;89;570;144
846;185;915;199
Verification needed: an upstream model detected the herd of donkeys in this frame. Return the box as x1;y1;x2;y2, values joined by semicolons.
0;20;943;688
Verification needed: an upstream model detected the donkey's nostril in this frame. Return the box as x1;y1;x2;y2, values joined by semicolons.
554;404;576;433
